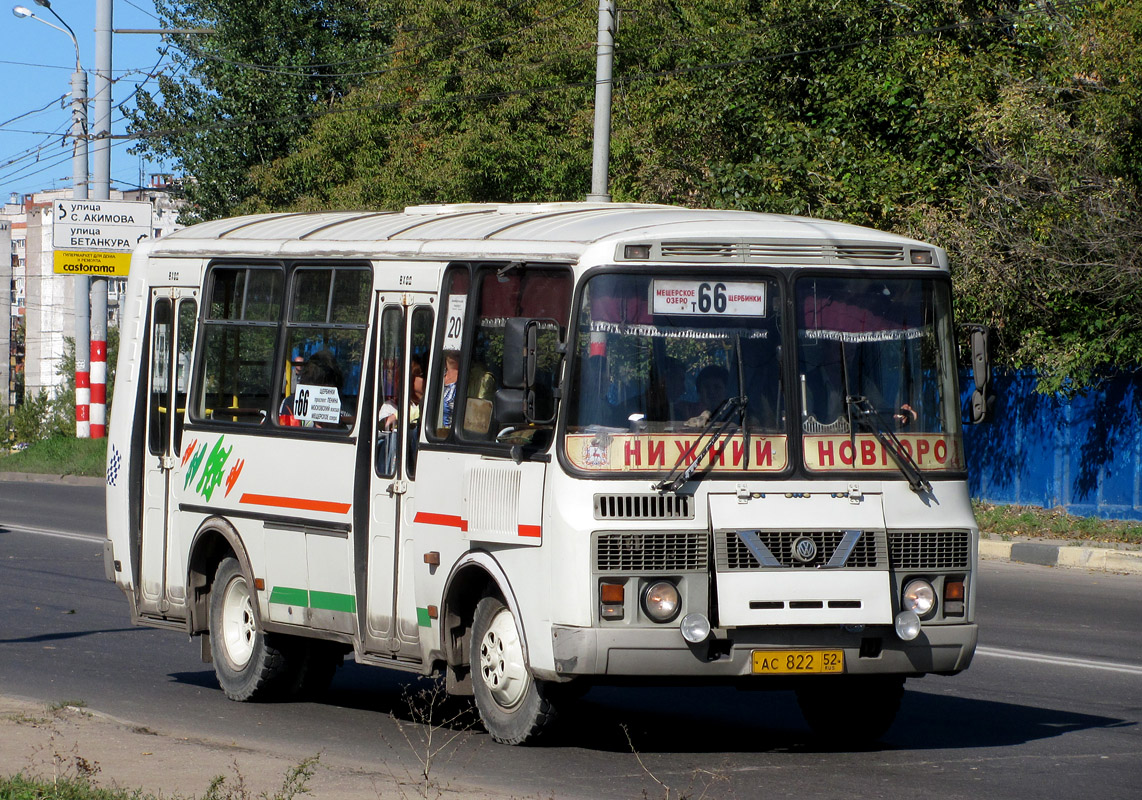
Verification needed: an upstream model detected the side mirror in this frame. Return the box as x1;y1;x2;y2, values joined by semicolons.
963;324;993;424
500;317;564;426
502;317;527;390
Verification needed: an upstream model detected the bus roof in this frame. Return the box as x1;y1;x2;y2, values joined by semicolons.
152;203;946;269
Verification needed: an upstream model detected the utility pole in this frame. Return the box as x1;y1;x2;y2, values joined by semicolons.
90;0;113;438
587;0;615;202
14;1;90;436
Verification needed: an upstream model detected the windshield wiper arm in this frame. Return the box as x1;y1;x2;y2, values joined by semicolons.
846;395;932;494
653;396;744;493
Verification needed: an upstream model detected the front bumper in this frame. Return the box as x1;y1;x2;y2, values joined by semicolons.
550;622;977;679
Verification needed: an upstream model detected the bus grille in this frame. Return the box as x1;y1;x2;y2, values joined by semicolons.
595;532;708;572
716;530;883;570
888;530;970;569
594;493;694;520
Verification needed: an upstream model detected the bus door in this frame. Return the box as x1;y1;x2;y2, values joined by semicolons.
363;298;434;659
139;288;198;618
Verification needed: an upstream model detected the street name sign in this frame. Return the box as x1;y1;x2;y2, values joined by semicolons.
52;199;153;276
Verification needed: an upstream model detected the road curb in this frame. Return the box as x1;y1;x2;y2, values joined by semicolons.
979;537;1142;575
0;471;104;486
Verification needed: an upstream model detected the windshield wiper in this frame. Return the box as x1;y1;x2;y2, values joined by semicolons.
653;395;744;493
846;395;932;494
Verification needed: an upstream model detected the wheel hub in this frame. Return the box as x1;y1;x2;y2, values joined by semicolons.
220;576;256;669
479;608;529;710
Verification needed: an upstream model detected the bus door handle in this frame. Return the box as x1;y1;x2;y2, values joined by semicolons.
160;455;175;471
387;480;408;497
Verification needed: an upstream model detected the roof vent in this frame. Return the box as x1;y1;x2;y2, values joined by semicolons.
659;242;738;261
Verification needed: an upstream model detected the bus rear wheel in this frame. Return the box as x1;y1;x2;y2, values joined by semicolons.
470;596;556;745
795;674;905;746
209;557;296;702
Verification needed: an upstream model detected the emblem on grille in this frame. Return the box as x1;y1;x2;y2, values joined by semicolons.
792;536;818;563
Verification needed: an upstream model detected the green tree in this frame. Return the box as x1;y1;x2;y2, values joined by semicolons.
926;1;1142;392
245;0;599;210
127;0;394;221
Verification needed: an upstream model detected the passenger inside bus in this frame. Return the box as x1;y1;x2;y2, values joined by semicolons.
685;364;730;428
441;351;460;428
279;350;346;428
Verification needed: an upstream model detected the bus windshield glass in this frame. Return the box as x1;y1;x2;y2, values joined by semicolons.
796;275;964;474
564;272;788;475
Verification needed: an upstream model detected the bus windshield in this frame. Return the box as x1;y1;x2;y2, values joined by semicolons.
796;275;963;474
562;271;964;479
564;272;787;475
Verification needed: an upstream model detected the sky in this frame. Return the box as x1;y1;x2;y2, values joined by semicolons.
0;0;170;200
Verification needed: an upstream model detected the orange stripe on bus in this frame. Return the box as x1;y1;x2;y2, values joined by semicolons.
518;524;542;538
239;493;351;514
414;512;469;532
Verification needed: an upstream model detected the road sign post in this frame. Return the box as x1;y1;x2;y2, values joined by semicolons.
52;199;151;437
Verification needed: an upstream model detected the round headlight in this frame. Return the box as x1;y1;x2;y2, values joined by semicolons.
642;580;681;623
680;612;711;643
902;579;936;617
895;610;921;641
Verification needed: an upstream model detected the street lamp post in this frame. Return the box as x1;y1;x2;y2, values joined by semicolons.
12;2;91;438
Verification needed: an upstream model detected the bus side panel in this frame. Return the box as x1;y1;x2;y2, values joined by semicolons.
169;432;359;635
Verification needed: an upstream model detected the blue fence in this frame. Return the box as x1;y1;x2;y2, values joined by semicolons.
962;371;1142;521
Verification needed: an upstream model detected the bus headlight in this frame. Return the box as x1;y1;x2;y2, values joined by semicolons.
895;610;921;641
642;580;680;623
902;579;936;617
680;613;711;643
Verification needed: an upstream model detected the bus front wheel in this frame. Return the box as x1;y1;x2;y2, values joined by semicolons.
470;596;556;745
209;557;295;702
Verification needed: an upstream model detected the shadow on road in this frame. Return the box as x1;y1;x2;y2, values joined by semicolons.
0;627;139;645
168;660;1133;755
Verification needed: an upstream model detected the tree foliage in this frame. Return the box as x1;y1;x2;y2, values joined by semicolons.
131;0;1142;391
127;0;393;222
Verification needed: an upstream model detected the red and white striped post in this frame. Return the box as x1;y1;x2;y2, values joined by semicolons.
90;327;106;438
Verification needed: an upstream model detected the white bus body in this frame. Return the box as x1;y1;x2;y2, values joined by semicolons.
105;203;978;744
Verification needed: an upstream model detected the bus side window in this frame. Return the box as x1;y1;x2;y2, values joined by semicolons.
194;266;283;424
375;306;403;478
406;307;433;478
173;298;197;453
278;266;371;430
147;298;172;455
429;267;470;440
461;265;571;444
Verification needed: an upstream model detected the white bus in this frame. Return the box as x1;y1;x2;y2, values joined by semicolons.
105;203;985;745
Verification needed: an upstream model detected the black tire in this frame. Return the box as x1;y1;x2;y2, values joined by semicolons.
796;675;905;747
209;557;298;702
470;595;557;745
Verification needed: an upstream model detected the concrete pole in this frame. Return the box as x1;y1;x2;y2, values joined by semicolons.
90;0;113;438
22;0;91;436
586;0;615;202
70;67;91;438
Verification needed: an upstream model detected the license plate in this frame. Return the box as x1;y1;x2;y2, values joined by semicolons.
751;649;844;674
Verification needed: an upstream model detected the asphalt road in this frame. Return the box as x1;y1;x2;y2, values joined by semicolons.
1;478;1140;798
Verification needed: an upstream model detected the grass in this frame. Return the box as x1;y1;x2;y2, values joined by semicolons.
974;500;1142;546
0;757;320;800
0;437;107;478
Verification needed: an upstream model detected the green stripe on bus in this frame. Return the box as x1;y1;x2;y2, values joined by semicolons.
310;590;356;614
416;607;432;627
269;586;308;606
